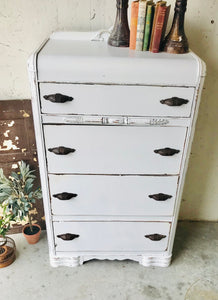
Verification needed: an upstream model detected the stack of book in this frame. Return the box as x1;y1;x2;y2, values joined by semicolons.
130;0;171;53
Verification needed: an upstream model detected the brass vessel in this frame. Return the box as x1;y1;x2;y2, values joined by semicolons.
162;0;189;54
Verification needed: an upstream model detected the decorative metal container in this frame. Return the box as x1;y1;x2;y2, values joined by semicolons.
162;0;189;54
0;236;16;268
108;0;130;47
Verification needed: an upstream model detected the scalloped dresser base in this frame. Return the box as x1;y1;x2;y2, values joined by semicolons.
50;254;172;268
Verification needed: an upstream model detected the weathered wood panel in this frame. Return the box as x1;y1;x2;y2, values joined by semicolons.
0;100;45;233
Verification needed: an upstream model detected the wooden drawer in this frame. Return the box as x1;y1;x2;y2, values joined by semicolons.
44;125;187;175
49;175;178;216
54;221;171;252
40;83;195;117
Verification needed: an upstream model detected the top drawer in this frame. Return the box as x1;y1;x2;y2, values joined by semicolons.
39;83;195;117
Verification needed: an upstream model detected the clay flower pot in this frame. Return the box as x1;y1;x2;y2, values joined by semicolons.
22;224;41;244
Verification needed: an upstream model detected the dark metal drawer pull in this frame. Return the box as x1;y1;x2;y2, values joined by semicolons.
48;146;76;155
149;193;172;201
57;233;79;241
43;93;74;103
154;147;180;156
160;97;189;106
145;234;166;241
53;192;78;200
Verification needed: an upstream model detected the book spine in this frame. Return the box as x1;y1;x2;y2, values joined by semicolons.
129;1;139;50
143;4;154;51
151;5;167;53
149;3;159;51
161;5;171;44
136;1;147;51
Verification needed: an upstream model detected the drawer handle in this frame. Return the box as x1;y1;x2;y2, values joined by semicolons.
57;233;79;241
149;193;172;201
145;234;166;241
43;93;74;103
48;146;76;155
53;192;78;200
160;97;189;106
154;147;180;156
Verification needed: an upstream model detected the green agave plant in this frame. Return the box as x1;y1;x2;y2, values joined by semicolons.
0;161;42;233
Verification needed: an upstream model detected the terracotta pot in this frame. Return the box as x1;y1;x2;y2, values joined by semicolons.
22;224;41;244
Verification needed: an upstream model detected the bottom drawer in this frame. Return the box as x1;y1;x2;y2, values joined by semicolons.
54;221;171;252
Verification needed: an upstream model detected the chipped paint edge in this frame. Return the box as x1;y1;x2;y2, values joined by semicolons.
167;55;206;254
28;37;56;259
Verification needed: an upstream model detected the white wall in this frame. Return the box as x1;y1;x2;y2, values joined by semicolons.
0;0;218;220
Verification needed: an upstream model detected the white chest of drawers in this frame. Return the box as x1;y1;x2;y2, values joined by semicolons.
28;32;206;267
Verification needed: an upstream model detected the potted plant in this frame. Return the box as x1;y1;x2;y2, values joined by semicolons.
0;161;42;244
0;202;16;268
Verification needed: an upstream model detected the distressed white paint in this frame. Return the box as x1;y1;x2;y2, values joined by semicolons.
52;215;172;222
50;253;172;268
37;35;200;86
28;32;205;267
28;48;56;260
7;121;14;127
49;175;179;216
11;163;18;169
42;114;191;127
0;140;20;151
3;130;10;137
54;221;171;252
44;125;187;175
40;83;195;117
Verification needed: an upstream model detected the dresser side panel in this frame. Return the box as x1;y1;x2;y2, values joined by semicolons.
167;57;206;255
28;51;56;258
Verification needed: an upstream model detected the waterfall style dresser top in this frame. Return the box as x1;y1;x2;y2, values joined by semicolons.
28;32;206;267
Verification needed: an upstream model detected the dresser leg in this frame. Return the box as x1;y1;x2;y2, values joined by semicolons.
50;256;83;267
139;254;172;267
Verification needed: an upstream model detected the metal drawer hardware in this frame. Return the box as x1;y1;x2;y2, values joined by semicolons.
53;192;78;200
154;147;180;156
57;233;80;241
160;97;189;106
145;234;166;241
149;193;172;201
48;146;76;155
44;93;73;103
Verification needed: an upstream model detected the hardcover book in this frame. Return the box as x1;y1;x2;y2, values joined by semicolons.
130;1;139;50
149;1;166;51
136;1;153;51
160;5;171;48
151;5;168;53
143;3;155;51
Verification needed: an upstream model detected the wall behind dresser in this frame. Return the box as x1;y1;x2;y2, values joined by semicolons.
0;0;217;221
